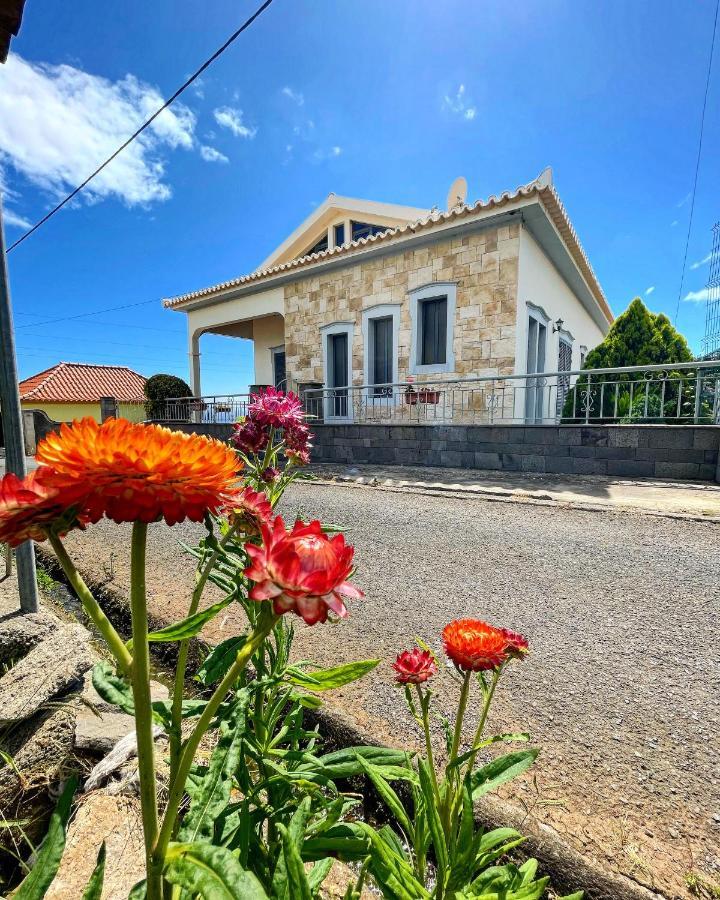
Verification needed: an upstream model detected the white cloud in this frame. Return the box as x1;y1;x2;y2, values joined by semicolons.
200;145;228;164
442;84;477;121
281;86;304;106
676;191;692;208
3;207;32;229
644;286;655;296
0;54;196;207
312;145;342;162
671;219;679;227
213;106;257;139
690;252;712;270
684;288;710;303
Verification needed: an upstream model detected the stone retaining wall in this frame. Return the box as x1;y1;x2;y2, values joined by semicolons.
311;423;720;482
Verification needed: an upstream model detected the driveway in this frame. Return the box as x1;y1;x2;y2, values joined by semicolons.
54;479;719;898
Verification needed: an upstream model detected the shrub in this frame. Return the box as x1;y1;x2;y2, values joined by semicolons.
144;373;193;420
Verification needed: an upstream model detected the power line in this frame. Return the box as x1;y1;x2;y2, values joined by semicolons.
674;0;719;326
17;297;160;328
5;0;274;253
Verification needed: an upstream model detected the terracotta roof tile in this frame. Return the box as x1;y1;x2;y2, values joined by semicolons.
163;173;612;325
19;363;146;404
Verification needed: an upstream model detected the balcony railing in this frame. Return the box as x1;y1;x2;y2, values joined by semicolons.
302;361;720;427
154;362;720;428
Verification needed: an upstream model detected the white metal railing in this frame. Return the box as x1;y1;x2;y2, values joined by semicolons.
159;394;252;424
300;361;720;427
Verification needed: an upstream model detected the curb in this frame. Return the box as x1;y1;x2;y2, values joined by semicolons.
312;473;720;525
35;547;668;900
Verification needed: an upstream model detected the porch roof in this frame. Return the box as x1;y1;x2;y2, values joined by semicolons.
163;169;613;328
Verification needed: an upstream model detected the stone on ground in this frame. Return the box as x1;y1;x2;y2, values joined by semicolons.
0;623;93;726
0;609;59;666
45;793;145;900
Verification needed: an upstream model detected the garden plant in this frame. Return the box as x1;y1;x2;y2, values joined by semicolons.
0;387;581;899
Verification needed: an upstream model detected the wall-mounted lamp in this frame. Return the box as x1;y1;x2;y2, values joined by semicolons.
552;318;564;334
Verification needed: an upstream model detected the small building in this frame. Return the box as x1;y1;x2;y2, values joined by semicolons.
163;169;613;423
18;362;146;423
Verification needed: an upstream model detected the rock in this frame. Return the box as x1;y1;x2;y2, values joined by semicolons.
0;609;59;666
84;725;164;793
74;706;135;755
45;793;145;900
0;624;93;726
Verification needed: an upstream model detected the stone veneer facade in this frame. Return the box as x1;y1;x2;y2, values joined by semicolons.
283;222;521;386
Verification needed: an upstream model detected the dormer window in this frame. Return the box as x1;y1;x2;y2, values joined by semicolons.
351;221;390;241
306;234;328;256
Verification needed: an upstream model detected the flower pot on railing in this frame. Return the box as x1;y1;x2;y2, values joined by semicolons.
189;400;207;413
404;386;440;405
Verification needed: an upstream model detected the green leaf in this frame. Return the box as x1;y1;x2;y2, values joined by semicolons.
80;842;106;900
470;750;538;800
91;660;134;715
272;797;312;900
306;858;333;896
196;636;247;685
278;823;312;900
446;733;530;772
139;596;233;646
302;824;371;862
179;691;250;844
556;893;584;900
312;746;410;780
164;842;269;899
151;698;207;728
14;776;77;899
287;659;379;692
355;755;412;837
418;758;447;876
127;881;146;899
362;824;431;900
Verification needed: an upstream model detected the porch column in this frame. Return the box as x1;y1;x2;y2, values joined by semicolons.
189;331;202;396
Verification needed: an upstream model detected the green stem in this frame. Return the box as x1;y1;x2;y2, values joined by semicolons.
168;523;240;787
151;605;278;882
48;533;133;675
441;670;472;836
129;523;161;900
415;684;440;804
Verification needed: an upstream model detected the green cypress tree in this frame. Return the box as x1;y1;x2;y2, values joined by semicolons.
562;298;702;422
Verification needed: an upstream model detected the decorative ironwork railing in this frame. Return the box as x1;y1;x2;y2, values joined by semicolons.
155;362;720;427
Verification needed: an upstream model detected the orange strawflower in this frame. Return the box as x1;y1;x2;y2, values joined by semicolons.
0;468;92;547
442;619;509;672
36;418;242;526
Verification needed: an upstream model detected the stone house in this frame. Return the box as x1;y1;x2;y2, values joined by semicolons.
164;168;613;422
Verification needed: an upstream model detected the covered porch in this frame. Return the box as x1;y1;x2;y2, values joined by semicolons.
183;285;287;396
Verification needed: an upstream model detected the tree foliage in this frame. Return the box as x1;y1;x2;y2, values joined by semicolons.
582;297;693;369
144;373;193;419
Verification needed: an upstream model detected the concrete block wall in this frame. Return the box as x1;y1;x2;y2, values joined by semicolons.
311;424;720;482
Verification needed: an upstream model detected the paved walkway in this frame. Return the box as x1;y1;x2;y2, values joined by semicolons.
310;463;720;519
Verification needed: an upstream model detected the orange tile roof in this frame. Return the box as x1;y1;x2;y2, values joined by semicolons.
19;363;146;404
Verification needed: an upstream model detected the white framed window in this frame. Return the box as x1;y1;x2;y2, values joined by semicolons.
321;321;354;421
362;304;400;399
525;303;549;423
409;282;457;375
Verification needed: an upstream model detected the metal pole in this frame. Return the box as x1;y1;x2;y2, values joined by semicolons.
0;194;39;612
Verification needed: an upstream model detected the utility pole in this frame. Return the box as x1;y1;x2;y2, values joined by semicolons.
0;194;39;612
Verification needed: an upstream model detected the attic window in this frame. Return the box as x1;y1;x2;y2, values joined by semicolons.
351;221;390;241
306;234;329;255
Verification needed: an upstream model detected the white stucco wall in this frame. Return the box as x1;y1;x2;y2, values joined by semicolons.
514;226;607;375
252;315;286;385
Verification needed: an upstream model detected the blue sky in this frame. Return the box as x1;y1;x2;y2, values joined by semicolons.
1;0;718;396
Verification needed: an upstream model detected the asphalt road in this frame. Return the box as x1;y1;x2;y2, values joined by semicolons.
58;481;720;899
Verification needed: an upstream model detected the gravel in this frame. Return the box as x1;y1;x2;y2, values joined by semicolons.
58;481;720;898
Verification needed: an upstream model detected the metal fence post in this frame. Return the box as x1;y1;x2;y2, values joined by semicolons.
0;195;39;612
693;372;702;424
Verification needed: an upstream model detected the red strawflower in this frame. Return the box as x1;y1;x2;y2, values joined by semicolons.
284;447;311;467
231;419;269;455
36;418;242;526
0;468;92;547
392;648;437;685
500;627;529;659
442;619;509;672
224;486;273;535
244;516;363;625
248;386;304;430
260;466;281;482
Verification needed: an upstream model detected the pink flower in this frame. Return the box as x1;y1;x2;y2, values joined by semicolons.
223;487;273;535
231;419;269;455
244;516;363;625
248;386;304;430
500;628;530;660
392;648;437;685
